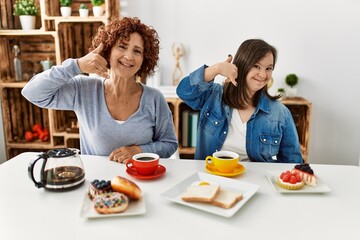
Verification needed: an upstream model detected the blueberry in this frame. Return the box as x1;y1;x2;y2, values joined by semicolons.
308;169;314;174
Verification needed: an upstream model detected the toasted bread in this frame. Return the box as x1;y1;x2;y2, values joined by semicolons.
181;185;220;203
211;189;243;209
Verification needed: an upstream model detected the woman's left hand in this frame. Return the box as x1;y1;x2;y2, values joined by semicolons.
109;145;142;163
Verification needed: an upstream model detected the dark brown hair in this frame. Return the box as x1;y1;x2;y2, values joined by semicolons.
90;17;160;80
223;39;280;109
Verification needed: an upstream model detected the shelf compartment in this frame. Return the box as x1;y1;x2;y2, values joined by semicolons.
0;0;42;30
43;0;118;19
1;88;49;143
57;22;103;62
52;110;78;133
0;35;55;82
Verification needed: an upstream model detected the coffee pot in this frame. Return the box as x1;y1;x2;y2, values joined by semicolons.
28;148;85;191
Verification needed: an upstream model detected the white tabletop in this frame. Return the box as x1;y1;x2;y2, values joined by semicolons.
1;152;359;240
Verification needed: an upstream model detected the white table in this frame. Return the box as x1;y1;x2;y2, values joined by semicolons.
1;152;359;240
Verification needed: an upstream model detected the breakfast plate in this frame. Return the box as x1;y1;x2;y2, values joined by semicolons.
205;163;245;177
79;190;146;219
266;170;332;193
160;172;259;218
126;164;166;180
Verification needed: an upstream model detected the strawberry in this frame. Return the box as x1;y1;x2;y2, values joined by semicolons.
282;174;290;182
296;175;302;182
290;176;297;184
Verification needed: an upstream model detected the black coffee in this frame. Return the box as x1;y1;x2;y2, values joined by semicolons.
44;166;85;188
218;156;233;159
137;157;155;161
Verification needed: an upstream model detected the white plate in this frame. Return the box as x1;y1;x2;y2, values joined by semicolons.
266;170;331;193
80;190;146;219
160;172;259;218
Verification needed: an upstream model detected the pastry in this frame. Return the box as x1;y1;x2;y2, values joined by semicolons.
88;179;113;200
292;163;317;187
277;171;304;190
93;192;129;214
111;176;142;200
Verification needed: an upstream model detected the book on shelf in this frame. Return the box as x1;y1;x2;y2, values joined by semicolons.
181;110;199;148
181;110;189;147
189;111;199;147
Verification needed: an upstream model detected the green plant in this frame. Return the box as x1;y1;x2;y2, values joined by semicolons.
59;0;72;7
285;73;298;88
91;0;104;6
80;3;88;9
277;88;285;93
13;0;40;16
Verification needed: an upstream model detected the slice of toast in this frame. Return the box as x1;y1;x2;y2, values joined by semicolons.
211;189;243;209
181;185;220;203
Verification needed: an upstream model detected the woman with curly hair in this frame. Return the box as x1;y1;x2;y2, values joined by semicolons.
22;17;178;163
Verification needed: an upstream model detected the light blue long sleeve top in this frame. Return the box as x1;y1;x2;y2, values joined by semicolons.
21;59;178;157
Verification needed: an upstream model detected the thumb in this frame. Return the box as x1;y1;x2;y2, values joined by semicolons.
225;54;232;63
92;43;104;54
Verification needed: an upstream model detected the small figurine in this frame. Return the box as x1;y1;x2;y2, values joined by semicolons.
172;43;185;86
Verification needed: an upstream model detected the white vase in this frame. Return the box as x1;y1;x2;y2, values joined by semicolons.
79;9;89;17
60;6;72;17
286;87;298;98
19;15;36;30
92;6;104;17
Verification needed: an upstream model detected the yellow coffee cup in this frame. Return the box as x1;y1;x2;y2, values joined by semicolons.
205;151;239;173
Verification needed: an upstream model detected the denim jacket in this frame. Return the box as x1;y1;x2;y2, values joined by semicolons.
176;65;302;163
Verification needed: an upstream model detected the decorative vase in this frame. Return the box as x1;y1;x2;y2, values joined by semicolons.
92;6;103;17
60;6;72;17
286;87;298;98
79;9;89;17
19;15;36;30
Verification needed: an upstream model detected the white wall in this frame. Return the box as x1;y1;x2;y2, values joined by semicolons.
125;0;360;166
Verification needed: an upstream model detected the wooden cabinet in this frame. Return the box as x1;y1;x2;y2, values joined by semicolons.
167;97;312;162
0;0;120;159
281;97;312;162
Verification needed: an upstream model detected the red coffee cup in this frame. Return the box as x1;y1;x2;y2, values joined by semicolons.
126;153;160;175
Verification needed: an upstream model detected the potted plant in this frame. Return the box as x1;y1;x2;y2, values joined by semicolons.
79;4;89;17
285;73;298;98
277;88;285;99
91;0;104;17
59;0;72;17
13;0;40;30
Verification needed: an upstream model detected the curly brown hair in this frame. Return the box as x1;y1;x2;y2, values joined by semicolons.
90;17;160;80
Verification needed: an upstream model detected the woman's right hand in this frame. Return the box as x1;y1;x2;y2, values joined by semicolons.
204;55;238;86
77;43;109;79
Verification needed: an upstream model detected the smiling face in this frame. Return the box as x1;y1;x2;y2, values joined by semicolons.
109;32;144;79
245;51;274;96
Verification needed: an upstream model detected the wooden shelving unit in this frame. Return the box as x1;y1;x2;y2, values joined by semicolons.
168;97;312;162
0;0;120;159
